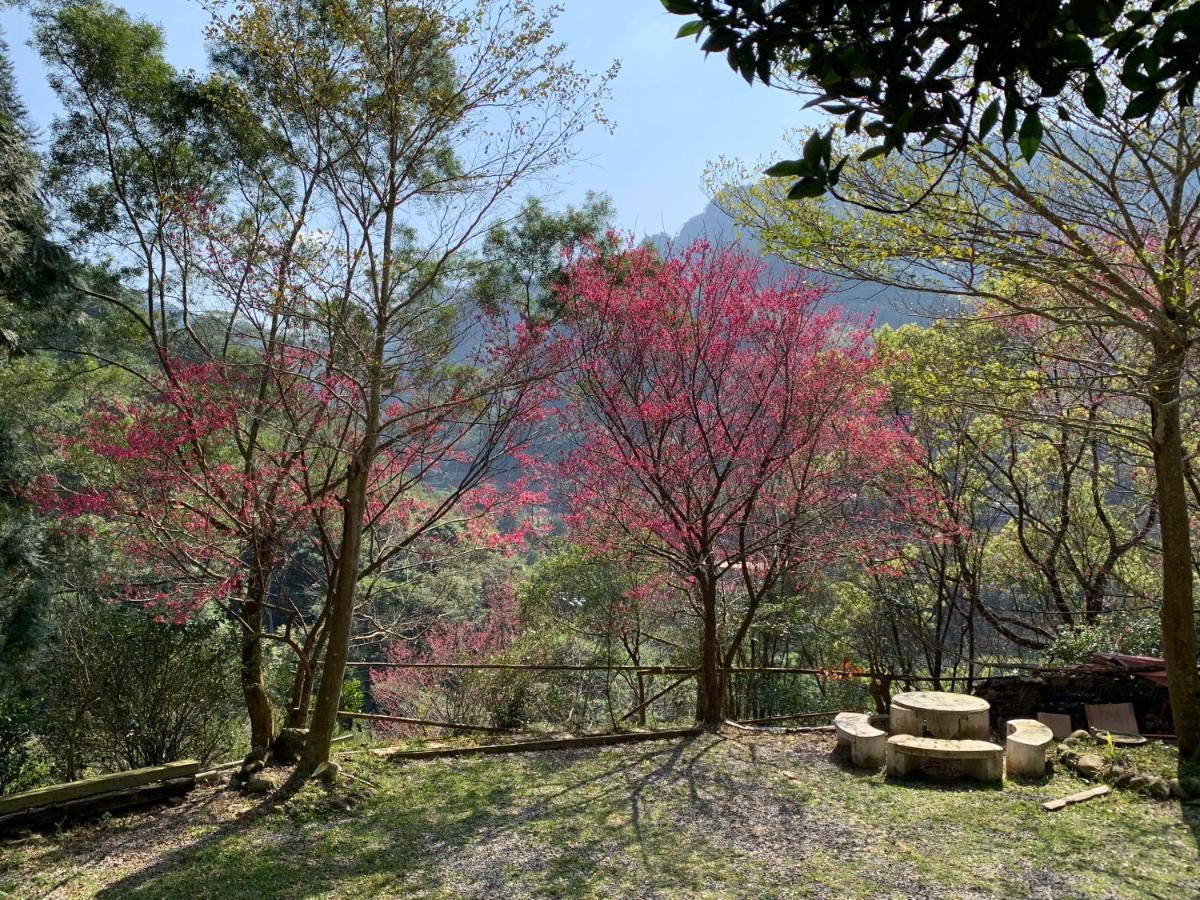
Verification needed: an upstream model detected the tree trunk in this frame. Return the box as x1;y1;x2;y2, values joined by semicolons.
869;675;892;714
286;609;329;728
1149;343;1200;757
697;576;723;728
286;657;315;730
300;459;369;775
635;671;647;727
240;580;274;753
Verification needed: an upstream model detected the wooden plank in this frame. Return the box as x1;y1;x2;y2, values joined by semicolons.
1085;703;1140;736
725;720;835;734
345;660;962;684
0;760;199;817
345;662;696;673
337;710;513;733
735;711;836;725
0;776;195;833
368;727;702;762
1042;785;1111;812
1037;712;1074;740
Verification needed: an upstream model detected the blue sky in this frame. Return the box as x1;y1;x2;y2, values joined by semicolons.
0;0;813;237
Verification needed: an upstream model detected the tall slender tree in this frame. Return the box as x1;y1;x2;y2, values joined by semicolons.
207;0;614;775
33;0;316;751
0;28;77;684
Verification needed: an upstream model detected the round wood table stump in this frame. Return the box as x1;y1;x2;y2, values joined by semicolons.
890;690;991;740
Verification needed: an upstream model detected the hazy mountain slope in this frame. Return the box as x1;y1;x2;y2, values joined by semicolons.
644;201;921;328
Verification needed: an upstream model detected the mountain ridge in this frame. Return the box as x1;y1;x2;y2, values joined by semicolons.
643;200;920;328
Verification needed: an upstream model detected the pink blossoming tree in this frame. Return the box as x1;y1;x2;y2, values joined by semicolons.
557;241;925;726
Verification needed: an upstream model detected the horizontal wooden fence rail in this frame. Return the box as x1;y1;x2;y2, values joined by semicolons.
344;660;1004;684
336;711;514;733
345;662;698;673
734;710;837;726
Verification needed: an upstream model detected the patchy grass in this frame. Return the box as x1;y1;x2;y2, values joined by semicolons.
1;730;1196;899
1098;737;1195;782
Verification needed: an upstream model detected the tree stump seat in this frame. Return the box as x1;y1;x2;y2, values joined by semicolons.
834;712;887;769
1005;719;1054;778
885;734;1003;782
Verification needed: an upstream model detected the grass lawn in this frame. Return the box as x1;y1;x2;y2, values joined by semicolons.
1;729;1196;899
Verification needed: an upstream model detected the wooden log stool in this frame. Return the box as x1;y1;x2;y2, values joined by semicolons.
834;712;887;769
1005;719;1054;778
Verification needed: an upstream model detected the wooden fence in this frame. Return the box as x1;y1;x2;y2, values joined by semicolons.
339;658;1034;735
0;760;199;833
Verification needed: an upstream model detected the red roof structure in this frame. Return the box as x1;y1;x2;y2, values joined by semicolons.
1068;653;1168;688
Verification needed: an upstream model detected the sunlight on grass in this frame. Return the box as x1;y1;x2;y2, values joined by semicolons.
8;733;1177;900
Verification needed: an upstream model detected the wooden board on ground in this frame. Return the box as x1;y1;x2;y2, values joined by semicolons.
1085;703;1139;736
366;727;702;761
1043;785;1111;812
1037;712;1074;740
726;720;834;734
0;776;196;833
0;760;199;817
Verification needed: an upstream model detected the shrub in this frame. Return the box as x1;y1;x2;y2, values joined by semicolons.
1045;609;1163;666
0;694;50;795
372;588;523;733
340;672;366;715
38;598;243;778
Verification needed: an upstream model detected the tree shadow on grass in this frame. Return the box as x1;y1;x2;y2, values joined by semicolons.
91;776;319;900
1023;796;1198;896
58;732;1194;899
502;734;748;888
827;746;883;780
13;785;273;899
90;735;747;900
524;732;826;897
1181;801;1200;854
881;772;1005;792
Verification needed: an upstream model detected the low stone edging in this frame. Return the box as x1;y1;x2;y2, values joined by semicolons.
1055;730;1193;801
